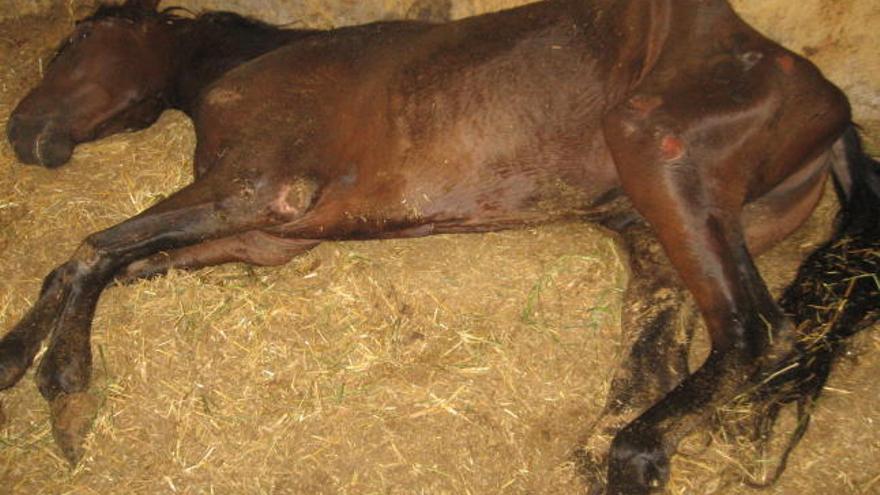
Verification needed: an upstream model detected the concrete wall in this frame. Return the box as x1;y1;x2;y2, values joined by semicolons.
731;0;879;124
0;0;55;20
2;0;878;122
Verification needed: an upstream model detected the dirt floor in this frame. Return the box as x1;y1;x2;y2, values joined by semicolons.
1;9;879;495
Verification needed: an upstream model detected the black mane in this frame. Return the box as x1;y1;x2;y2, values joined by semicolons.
89;3;285;34
90;2;172;22
49;3;294;66
192;10;286;34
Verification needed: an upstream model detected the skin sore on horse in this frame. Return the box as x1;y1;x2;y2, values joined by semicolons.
70;242;104;269
269;178;319;218
659;134;685;162
776;54;795;74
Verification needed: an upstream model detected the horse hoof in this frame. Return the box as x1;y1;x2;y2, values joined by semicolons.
49;392;100;467
607;429;670;495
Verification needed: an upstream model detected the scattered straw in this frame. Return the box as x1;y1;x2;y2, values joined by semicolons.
0;7;878;495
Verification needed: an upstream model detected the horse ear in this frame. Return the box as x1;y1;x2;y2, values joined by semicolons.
125;0;161;11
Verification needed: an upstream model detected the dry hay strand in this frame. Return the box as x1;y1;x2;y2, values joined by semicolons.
1;8;879;495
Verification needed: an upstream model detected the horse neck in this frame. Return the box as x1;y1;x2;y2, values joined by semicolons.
167;16;318;114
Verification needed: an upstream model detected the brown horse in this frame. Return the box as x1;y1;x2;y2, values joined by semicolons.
3;0;879;493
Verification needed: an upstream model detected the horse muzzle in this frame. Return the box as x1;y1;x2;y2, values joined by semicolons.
6;113;75;168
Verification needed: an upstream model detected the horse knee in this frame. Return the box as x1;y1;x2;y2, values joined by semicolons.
67;236;133;284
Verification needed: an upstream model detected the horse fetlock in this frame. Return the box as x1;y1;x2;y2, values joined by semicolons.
726;309;793;362
766;319;797;355
0;336;35;390
579;411;643;487
36;348;92;401
755;321;800;378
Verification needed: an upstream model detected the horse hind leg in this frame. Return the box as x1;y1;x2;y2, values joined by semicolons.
577;149;831;490
598;99;851;495
578;212;698;490
710;150;844;485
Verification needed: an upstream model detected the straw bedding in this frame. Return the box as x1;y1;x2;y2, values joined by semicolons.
0;5;878;494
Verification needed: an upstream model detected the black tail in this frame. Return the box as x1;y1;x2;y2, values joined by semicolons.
740;125;880;486
780;126;880;355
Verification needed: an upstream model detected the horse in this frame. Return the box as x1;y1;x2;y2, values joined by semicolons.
3;0;879;493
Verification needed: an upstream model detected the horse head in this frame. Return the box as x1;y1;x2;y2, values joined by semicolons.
6;0;176;167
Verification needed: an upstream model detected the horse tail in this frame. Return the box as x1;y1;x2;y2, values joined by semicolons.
741;125;880;486
783;125;880;344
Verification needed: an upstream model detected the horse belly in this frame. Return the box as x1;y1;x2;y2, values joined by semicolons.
292;104;619;240
383;77;619;232
284;8;626;235
389;127;618;233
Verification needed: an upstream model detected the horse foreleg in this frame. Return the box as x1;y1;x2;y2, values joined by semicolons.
1;171;317;463
116;231;319;283
603;221;695;414
0;267;72;390
599;102;813;493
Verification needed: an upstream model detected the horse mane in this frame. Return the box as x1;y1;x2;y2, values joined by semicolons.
48;3;299;65
191;11;288;34
89;3;186;22
88;3;286;34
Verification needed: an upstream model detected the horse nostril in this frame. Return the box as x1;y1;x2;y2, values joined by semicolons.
34;128;74;168
5;114;73;167
6;113;41;164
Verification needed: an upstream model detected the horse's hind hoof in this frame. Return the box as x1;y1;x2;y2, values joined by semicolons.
607;429;670;494
49;392;100;466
